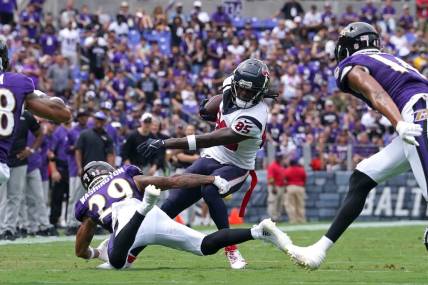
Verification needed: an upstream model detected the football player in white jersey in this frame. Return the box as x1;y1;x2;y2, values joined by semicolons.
137;58;273;269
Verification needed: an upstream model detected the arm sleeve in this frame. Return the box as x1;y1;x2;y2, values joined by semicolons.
24;111;41;133
230;115;263;138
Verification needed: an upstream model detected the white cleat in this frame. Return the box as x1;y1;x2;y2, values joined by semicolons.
225;248;247;269
287;244;326;270
96;261;133;270
255;218;292;252
96;238;109;262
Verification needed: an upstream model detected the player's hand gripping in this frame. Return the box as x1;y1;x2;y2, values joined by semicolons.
137;138;166;159
396;121;423;146
213;176;230;195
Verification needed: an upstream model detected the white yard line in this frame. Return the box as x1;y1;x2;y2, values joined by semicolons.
0;220;426;246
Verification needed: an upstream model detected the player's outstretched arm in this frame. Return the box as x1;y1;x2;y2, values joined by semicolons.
25;91;72;123
348;66;422;145
75;217;99;260
137;128;247;159
134;174;229;193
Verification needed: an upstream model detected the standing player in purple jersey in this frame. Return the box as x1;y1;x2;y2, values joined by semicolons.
74;162;291;269
286;22;428;269
0;39;71;186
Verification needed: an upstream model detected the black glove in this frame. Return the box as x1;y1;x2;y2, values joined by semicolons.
199;98;217;122
137;138;166;159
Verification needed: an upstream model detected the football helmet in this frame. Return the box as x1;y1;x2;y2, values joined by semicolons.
81;161;115;191
230;58;270;109
334;22;380;63
0;37;9;72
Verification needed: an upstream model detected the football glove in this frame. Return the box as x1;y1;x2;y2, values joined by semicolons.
96;238;110;262
213;176;230;195
396;121;423;146
137;138;166;159
199;98;217;122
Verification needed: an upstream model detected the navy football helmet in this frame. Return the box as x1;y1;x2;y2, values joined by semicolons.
230;58;270;109
81;161;115;191
0;37;9;72
335;22;381;63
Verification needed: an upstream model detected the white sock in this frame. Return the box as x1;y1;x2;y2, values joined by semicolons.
315;236;334;252
250;226;262;240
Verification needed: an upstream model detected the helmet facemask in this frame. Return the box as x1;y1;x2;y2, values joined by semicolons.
81;161;115;191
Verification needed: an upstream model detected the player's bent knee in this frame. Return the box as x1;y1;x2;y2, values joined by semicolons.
349;170;377;194
108;251;127;269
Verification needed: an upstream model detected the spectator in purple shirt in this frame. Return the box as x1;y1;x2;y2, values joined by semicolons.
399;4;414;30
352;131;379;166
39;24;59;55
321;2;336;27
340;5;359;26
360;0;377;24
210;5;231;27
19;4;41;39
0;0;16;25
380;0;396;33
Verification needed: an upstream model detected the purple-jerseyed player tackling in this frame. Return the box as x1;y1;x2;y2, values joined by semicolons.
286;22;428;269
74;162;291;269
0;38;71;186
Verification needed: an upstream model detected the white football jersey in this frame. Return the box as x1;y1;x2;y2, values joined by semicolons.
202;96;268;170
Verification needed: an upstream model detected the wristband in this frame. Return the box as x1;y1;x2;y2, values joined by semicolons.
88;247;95;259
187;135;197;151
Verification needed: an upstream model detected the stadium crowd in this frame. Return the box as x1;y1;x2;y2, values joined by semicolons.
0;0;427;238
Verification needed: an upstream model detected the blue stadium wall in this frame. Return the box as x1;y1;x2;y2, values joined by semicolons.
230;171;428;223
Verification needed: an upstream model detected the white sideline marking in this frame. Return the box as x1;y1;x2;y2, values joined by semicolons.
0;220;426;246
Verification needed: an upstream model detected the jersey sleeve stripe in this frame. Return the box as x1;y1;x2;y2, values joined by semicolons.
236;115;262;130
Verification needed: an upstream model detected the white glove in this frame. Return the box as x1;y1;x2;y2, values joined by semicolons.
96;238;110;262
140;185;161;215
213;176;230;195
396;121;423;146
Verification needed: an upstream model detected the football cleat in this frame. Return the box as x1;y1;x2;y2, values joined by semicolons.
225;246;247;269
254;218;292;252
287;244;326;270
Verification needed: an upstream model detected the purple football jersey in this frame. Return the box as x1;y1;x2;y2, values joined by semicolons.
0;72;35;163
74;165;144;232
335;52;428;111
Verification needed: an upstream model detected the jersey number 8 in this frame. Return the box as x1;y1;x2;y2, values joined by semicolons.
0;88;16;137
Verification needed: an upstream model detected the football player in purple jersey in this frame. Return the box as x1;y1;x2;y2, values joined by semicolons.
0;38;71;186
286;22;428;269
74;162;291;269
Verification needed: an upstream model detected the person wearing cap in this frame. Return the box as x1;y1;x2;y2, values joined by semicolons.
64;109;89;235
75;111;115;178
121;113;156;173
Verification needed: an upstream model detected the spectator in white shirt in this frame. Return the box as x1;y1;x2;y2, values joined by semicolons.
280;64;302;100
109;14;129;37
227;37;245;60
58;21;79;66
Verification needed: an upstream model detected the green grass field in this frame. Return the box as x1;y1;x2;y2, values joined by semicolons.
0;223;427;285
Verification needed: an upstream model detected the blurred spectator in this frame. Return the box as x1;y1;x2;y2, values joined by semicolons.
121;113;155;172
352;132;379;166
321;2;336;27
267;153;287;222
277;0;304;21
340;5;359;26
75;112;115;174
47;55;73;99
39;24;59;56
19;3;40;39
0;0;16;25
58;20;79;66
48;121;70;228
211;5;231;27
360;0;378;24
283;159;307;224
59;0;78;28
379;0;396;34
398;4;415;30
